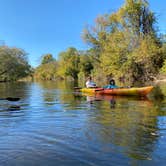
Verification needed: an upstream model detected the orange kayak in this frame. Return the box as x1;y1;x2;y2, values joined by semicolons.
80;86;154;96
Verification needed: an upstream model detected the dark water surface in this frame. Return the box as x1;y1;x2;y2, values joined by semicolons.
0;81;166;166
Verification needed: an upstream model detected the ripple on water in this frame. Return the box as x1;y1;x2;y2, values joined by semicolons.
0;82;166;165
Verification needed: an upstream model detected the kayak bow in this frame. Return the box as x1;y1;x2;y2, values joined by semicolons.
80;88;104;93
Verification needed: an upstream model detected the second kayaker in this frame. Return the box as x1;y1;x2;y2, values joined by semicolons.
103;79;119;89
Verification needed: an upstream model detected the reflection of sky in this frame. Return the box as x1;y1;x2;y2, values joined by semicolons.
151;116;166;163
0;82;166;165
28;83;45;108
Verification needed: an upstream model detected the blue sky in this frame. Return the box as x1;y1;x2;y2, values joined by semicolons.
0;0;165;67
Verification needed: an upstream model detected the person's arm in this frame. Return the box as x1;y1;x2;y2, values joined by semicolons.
92;81;96;87
103;85;108;89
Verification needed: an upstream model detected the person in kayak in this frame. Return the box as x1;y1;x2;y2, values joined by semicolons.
86;76;97;88
103;79;119;89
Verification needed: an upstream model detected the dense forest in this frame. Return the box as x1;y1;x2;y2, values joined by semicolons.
0;0;166;85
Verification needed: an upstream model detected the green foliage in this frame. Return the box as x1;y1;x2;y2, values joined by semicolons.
81;0;165;85
123;0;155;35
58;47;80;80
33;53;58;81
34;61;58;80
79;52;94;77
0;46;31;81
41;54;55;64
160;60;166;74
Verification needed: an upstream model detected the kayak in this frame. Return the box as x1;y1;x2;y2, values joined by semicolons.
80;87;104;93
80;86;154;96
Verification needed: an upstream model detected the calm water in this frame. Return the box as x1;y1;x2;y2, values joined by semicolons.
0;81;166;166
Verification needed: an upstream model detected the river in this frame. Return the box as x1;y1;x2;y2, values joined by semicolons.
0;81;166;166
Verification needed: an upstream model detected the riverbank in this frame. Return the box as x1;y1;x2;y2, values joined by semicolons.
152;75;166;84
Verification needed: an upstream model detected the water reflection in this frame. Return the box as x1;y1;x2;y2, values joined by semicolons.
74;92;162;160
76;92;153;109
0;81;165;165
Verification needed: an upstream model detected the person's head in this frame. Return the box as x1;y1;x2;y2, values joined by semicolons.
109;79;115;85
87;76;92;81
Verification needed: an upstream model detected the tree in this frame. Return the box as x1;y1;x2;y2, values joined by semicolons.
34;61;58;80
34;54;57;80
58;47;80;81
82;0;165;84
79;51;94;77
41;54;55;64
0;46;31;81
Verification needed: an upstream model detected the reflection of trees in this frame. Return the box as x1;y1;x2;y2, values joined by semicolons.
37;81;66;102
59;93;83;110
37;81;82;107
85;96;161;160
37;81;59;90
37;80;74;90
36;81;58;103
150;85;166;115
0;82;32;124
0;82;30;99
